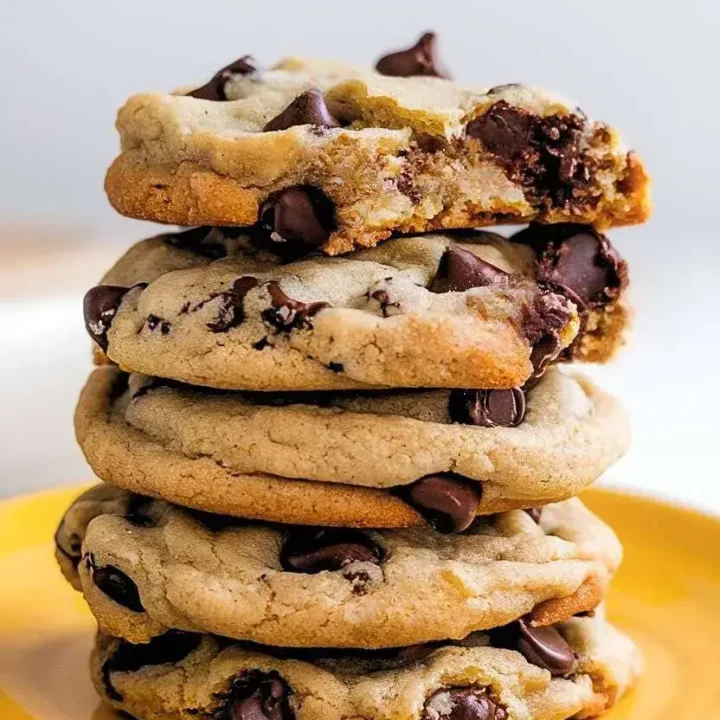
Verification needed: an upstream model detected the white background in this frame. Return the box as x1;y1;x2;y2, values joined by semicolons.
1;0;718;510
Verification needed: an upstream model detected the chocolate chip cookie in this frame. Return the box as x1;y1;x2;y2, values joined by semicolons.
57;484;621;647
74;365;628;528
90;610;640;720
85;226;628;392
105;45;650;254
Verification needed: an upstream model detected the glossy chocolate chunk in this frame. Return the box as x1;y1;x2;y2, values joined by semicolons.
430;246;509;293
280;528;384;574
376;32;451;79
489;618;575;677
262;282;329;331
187;56;256;101
513;224;628;309
207;276;260;332
400;474;481;534
264;88;340;132
225;670;294;720
467;102;586;202
422;687;508;720
516;618;576;676
83;285;133;351
259;186;335;251
467;103;535;162
102;631;201;701
88;557;144;612
521;292;574;377
448;388;526;427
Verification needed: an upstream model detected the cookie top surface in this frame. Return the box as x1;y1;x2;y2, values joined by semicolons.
123;363;626;494
59;485;622;649
91;610;641;720
85;225;628;391
106;40;651;253
75;366;629;528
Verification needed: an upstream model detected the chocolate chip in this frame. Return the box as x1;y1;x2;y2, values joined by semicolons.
430;246;509;293
88;556;143;612
261;282;329;332
448;388;526;428
513;224;628;310
467;103;534;161
253;337;270;350
524;507;544;523
327;361;344;373
83;285;132;351
370;288;402;316
375;32;451;79
187;56;256;101
520;292;574;377
146;314;171;334
258;186;335;251
280;528;385;574
398;474;482;534
207;276;259;332
489;618;575;676
466;101;586;204
163;226;228;260
223;670;294;720
102;631;201;701
422;687;508;720
516;619;576;675
264;88;340;132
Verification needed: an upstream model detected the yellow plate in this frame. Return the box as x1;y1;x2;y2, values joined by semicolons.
1;485;719;719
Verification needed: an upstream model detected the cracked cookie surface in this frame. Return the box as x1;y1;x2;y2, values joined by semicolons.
106;55;650;254
90;610;640;720
86;226;628;392
74;366;629;526
59;485;621;648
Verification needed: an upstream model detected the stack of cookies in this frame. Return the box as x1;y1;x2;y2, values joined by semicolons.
56;33;650;720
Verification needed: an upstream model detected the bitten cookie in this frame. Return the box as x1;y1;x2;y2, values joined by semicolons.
56;485;621;647
105;42;650;254
74;366;629;528
84;226;628;392
91;611;641;720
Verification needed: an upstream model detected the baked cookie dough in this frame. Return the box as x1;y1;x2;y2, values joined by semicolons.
85;226;628;392
74;366;629;528
91;610;640;719
105;47;651;254
56;484;621;647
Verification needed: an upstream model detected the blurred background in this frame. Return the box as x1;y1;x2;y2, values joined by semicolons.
0;1;717;509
